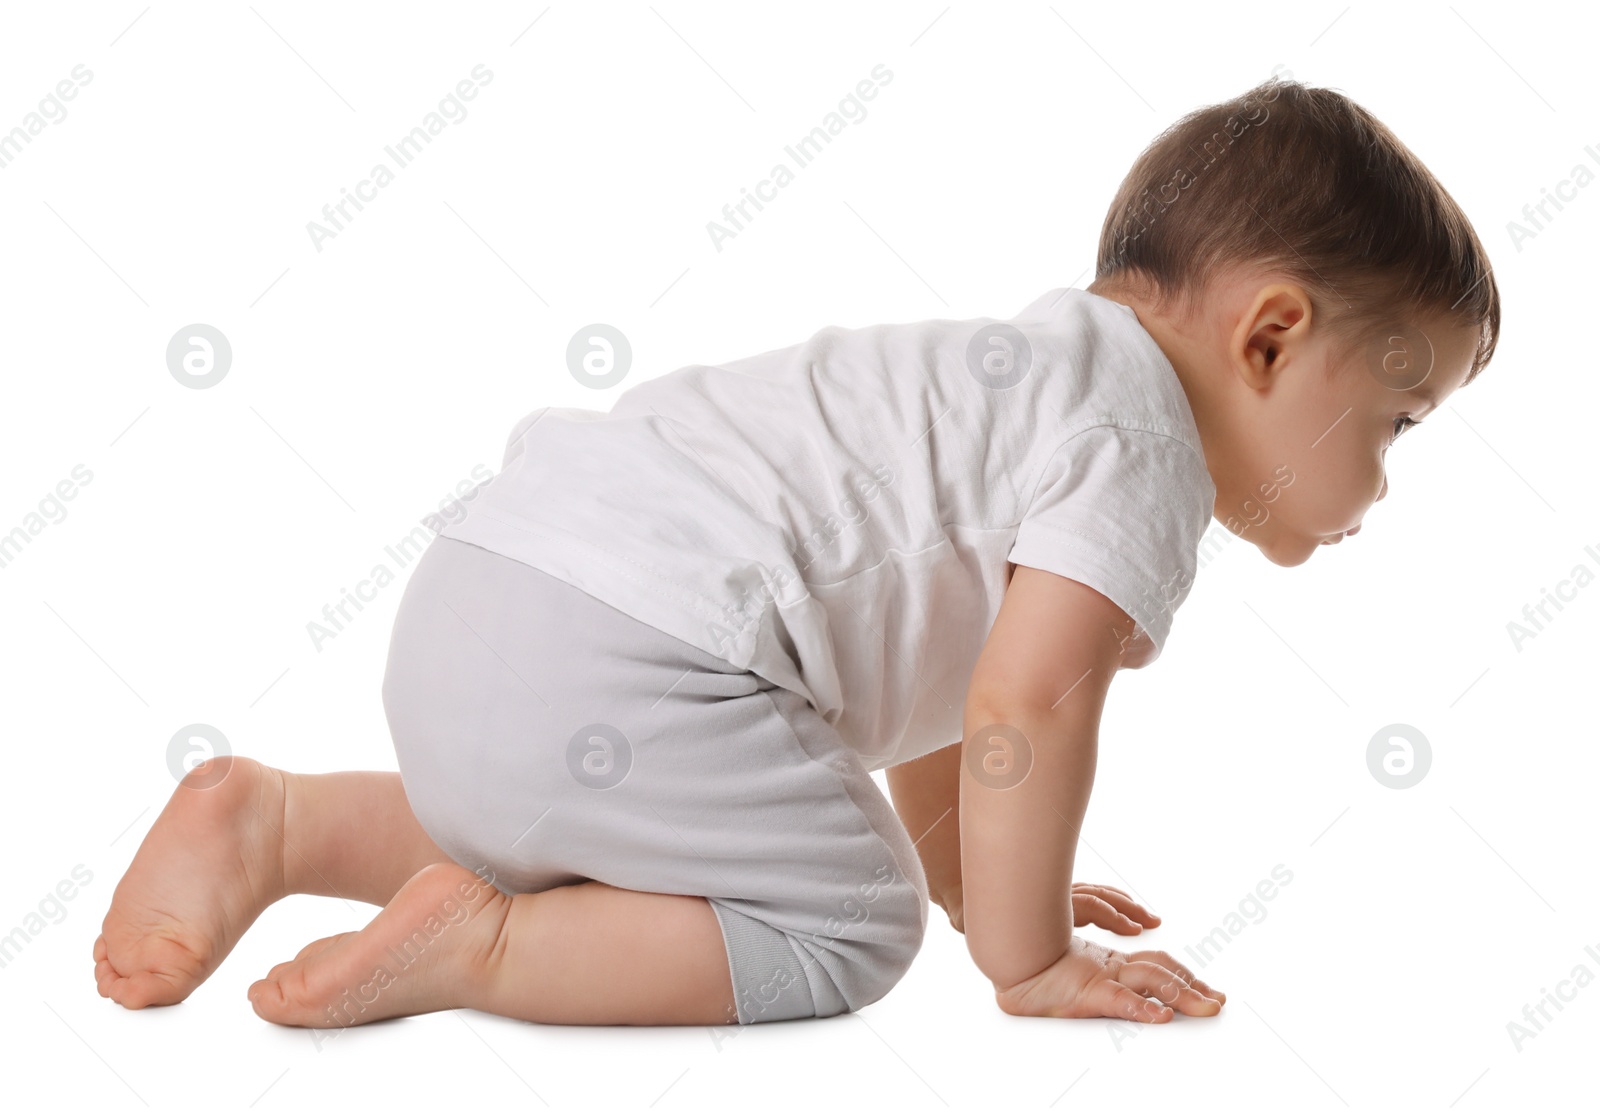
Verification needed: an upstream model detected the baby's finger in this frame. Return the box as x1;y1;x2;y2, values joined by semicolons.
1077;885;1160;927
1118;960;1222;1016
1176;970;1225;1004
1072;894;1143;935
1128;948;1225;1004
1087;977;1173;1023
1072;881;1132;897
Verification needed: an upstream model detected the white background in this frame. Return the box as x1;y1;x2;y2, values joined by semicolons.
1;2;1595;1111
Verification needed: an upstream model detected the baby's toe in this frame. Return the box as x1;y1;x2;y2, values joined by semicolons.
294;932;354;963
260;933;352;984
248;977;292;1024
110;969;184;1010
95;956;119;998
250;968;322;1027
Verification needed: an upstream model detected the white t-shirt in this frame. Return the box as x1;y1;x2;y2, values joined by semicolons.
437;288;1217;771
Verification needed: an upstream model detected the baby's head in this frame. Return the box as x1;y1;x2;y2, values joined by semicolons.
1088;77;1499;567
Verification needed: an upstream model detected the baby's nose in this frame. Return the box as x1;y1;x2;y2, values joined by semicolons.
1377;475;1389;502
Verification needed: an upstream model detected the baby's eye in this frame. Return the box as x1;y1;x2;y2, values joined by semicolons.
1392;416;1420;443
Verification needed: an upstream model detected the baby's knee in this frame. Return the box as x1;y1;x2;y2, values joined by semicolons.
720;863;927;1024
822;921;924;1016
803;860;928;1015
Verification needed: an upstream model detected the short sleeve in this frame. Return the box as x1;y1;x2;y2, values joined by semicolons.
1007;424;1214;666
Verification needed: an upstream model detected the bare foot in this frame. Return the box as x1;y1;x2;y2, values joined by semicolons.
248;862;508;1028
94;756;288;1008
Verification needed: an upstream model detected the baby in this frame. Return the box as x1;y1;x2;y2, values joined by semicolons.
94;76;1498;1029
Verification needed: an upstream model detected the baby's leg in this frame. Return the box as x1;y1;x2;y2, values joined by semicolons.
277;766;456;906
94;756;454;1009
249;863;738;1027
373;536;930;1028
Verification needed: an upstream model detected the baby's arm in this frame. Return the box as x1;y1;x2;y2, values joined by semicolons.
886;743;966;930
959;564;1225;1021
887;742;1167;939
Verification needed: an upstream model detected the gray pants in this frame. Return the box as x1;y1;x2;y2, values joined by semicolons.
381;535;929;1024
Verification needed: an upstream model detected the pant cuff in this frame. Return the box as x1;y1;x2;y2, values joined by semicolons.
709;900;842;1024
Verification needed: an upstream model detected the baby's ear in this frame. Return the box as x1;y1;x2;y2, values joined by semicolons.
1235;283;1316;388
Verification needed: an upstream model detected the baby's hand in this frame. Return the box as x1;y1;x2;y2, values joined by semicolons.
993;936;1225;1022
1071;882;1159;936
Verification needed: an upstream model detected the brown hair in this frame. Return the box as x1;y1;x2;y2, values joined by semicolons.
1090;77;1499;383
